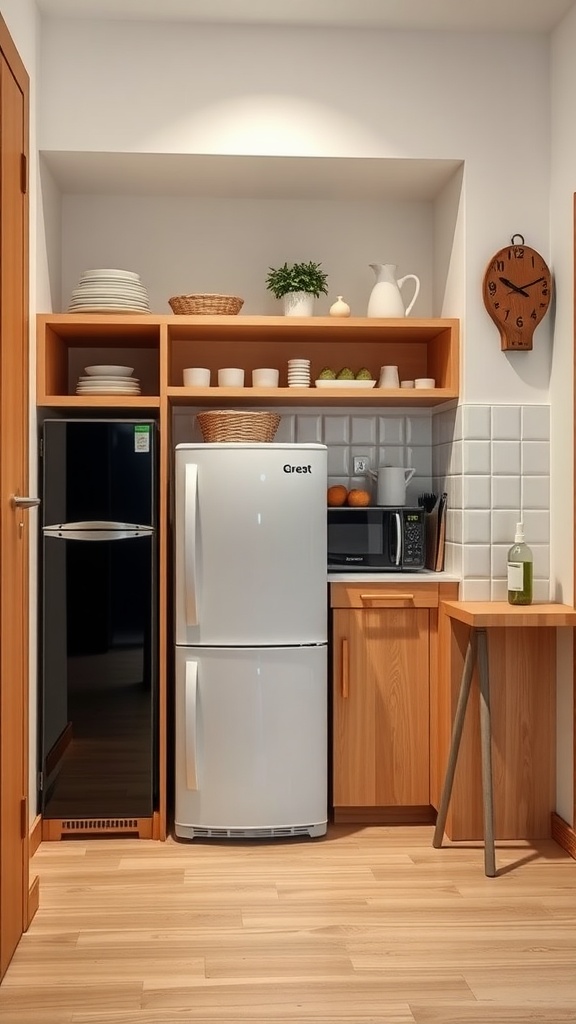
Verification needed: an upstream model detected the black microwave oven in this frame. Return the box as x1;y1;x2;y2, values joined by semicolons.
327;506;426;571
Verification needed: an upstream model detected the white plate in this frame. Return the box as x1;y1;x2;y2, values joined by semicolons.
79;269;141;280
78;376;139;383
76;387;141;394
84;365;134;376
314;379;377;388
68;306;151;314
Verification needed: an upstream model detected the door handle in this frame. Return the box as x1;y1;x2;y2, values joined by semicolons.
11;495;41;509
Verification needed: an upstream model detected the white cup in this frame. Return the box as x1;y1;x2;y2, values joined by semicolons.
252;367;280;388
183;367;211;387
414;377;435;389
400;379;415;389
377;365;400;388
218;367;245;387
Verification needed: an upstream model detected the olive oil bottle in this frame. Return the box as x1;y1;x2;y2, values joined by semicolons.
507;522;533;605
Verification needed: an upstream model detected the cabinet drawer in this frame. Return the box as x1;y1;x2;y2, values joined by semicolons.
330;581;439;609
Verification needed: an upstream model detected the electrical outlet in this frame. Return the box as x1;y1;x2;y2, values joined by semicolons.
353;456;369;474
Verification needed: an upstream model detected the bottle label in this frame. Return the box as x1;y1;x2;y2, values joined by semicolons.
507;561;524;591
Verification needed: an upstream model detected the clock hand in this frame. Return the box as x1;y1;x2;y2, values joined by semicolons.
498;276;529;297
517;276;546;290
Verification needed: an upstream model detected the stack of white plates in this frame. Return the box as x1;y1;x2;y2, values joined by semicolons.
75;364;141;396
287;358;311;387
67;269;151;314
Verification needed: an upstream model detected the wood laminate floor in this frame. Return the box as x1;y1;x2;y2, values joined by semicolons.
2;825;576;1023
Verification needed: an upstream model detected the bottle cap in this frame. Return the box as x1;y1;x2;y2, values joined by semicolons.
514;522;524;543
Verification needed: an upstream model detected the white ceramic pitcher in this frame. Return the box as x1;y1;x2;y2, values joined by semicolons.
368;466;415;506
367;263;421;318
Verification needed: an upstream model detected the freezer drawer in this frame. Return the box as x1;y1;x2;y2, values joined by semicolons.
174;644;327;838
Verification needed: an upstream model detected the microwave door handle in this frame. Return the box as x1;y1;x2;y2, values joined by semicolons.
184;462;199;626
393;511;402;566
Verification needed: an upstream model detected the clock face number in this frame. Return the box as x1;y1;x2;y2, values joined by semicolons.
483;243;552;351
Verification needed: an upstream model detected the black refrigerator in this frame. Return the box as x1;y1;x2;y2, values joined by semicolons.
39;419;158;821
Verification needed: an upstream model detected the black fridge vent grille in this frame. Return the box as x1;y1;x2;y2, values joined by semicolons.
61;818;141;834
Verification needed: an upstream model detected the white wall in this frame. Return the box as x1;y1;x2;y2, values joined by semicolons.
39;20;553;405
34;16;575;821
550;5;576;823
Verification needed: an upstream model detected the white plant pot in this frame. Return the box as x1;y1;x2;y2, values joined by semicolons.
283;291;315;317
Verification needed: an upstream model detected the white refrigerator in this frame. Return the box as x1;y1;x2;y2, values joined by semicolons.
174;442;328;839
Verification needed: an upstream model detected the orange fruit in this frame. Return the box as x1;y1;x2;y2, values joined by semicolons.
346;489;371;507
327;485;348;507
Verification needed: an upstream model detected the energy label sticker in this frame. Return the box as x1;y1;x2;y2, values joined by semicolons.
134;425;150;453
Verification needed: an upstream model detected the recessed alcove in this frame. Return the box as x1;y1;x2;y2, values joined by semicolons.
39;152;465;319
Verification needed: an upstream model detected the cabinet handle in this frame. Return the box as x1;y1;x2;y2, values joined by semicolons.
360;592;415;602
341;637;349;699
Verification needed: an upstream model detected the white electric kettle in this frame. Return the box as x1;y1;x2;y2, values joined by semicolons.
368;466;415;506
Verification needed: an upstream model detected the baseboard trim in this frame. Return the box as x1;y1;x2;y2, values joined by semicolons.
333;805;436;825
29;814;42;857
26;875;39;930
551;812;576;860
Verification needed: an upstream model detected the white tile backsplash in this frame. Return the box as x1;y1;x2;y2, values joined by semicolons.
522;475;550;509
522;440;550;475
463;509;491;544
522;405;550;440
350;416;377;444
378;416;405;444
462;439;490;475
463;474;491;509
492;405;521;440
491;475;521;509
324;415;350;444
462;405;491;440
492;440;521;475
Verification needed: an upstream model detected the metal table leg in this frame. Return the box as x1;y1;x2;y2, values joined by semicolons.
433;626;497;877
433;630;477;850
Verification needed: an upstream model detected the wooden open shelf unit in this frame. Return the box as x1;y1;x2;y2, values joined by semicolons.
36;312;460;839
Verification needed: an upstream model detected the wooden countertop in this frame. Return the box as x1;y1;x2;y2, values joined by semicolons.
440;600;576;627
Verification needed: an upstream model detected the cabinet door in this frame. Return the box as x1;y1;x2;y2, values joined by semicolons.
332;607;429;807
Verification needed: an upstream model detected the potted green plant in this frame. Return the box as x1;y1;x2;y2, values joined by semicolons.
265;260;329;316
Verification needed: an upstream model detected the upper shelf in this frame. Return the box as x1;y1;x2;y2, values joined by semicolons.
36;313;459;408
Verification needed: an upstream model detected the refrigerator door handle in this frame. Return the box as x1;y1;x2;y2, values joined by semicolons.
43;526;153;541
43;520;153;531
185;660;199;790
184;462;199;626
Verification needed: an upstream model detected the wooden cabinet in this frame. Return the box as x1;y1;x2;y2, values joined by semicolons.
330;581;458;824
36;313;459;407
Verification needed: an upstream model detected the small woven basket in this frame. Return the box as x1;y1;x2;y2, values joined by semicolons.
197;410;281;443
169;293;244;315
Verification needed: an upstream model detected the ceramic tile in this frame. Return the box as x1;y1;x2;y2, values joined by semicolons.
378;416;405;444
522;509;550;544
377;444;407;468
323;415;349;444
463;544;491;577
491;509;520;544
491;475;521;509
490;579;508;601
406;445;431;477
446;508;462;545
447;474;463;510
447;439;462;475
462;404;491;440
522;475;550;509
406;414;432;446
522;440;550;475
461;578;491;600
490;544;509;579
463;509;491;544
531;544;550;578
452;404;463;442
276;415;296;442
492;405;521;440
350;416;377;444
532;578;551;601
463;475;491;509
462;439;490;474
443;541;463;576
492;440;521;475
295;415;321;443
327;446;349;476
432;441;450;479
522;405;550;440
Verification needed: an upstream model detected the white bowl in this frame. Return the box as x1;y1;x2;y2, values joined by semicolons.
84;365;135;377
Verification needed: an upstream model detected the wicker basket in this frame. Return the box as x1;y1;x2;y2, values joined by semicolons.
169;293;244;315
197;410;281;443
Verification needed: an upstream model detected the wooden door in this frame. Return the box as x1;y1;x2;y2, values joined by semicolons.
0;17;30;979
332;606;430;808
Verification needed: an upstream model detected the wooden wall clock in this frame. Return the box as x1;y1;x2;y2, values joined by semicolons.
482;234;552;351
